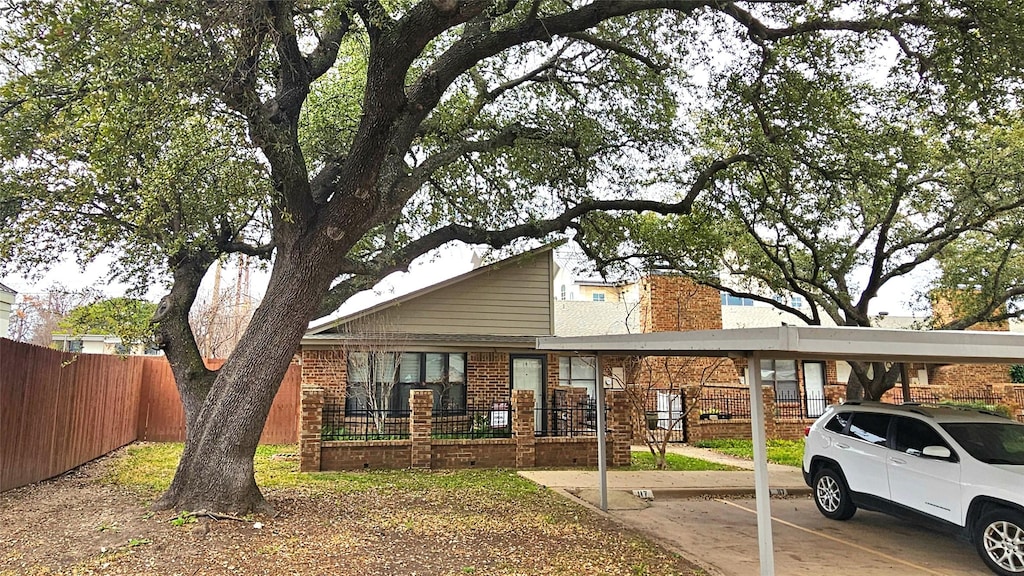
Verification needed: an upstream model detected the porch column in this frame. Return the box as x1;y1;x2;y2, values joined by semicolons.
512;389;536;468
410;389;433;469
606;389;633;467
299;386;324;472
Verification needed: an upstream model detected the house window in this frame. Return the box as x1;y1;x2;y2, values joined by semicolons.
560;285;566;300
559;355;597;398
760;358;799;401
790;295;803;308
720;293;753;306
346;352;466;415
592;293;605;302
66;339;84;353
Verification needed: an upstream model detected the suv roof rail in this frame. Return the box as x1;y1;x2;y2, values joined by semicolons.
840;400;938;418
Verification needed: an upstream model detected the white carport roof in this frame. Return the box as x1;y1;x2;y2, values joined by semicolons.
536;326;1024;576
537;325;1024;364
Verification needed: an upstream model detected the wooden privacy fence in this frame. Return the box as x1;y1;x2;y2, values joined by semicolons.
1;339;300;493
136;357;300;444
1;339;143;492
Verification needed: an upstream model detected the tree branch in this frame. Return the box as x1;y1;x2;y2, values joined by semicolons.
564;32;667;71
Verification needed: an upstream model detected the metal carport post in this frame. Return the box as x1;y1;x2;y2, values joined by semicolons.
538;325;1024;576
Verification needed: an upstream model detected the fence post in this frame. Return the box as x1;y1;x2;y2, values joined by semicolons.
299;386;324;472
606;390;632;467
512;389;536;468
410;389;433;469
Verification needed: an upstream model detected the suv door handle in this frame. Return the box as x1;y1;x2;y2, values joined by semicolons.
835;443;850;449
890;457;906;465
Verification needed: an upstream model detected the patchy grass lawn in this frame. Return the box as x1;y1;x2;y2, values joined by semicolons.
109;443;538;498
628;450;742;471
694;439;805;467
2;443;704;576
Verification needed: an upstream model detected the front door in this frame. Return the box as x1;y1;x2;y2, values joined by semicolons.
803;362;826;418
511;356;545;432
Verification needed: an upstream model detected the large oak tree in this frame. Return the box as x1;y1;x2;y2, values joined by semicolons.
2;0;1022;513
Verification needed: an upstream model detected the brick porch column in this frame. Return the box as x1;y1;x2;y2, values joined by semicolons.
606;390;632;467
512;389;536;468
761;385;778;439
299;386;325;472
410;389;433;469
825;384;845;406
685;386;703;443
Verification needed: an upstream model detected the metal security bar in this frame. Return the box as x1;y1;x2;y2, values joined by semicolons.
321;404;411;440
432;407;512;439
698;386;752;420
774;391;826;420
536;401;604;437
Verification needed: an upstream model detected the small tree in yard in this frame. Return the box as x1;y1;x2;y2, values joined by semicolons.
337;315;408;435
3;1;1024;514
616;354;727;470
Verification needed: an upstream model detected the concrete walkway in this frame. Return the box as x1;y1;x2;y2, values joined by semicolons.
518;445;810;508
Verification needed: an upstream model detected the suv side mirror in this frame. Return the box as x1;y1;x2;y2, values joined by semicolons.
922;445;952;459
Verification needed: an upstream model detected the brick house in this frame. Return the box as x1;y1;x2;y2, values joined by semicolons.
298;244;639;470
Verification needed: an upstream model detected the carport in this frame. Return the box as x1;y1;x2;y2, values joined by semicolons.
537;325;1024;576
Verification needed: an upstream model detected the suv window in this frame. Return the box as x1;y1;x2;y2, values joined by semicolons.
847;413;890;446
941;422;1024;465
892;417;949;457
824;412;850;433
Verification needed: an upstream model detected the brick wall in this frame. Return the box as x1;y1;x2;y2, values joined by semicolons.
931;294;1010;332
321;441;412;470
535;438;599;467
640;275;724;332
927;364;1011;389
467;351;510;409
301;349;347;406
432;440;516;468
636;275;741;387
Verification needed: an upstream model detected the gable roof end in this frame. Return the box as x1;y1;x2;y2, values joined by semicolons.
307;241;563;335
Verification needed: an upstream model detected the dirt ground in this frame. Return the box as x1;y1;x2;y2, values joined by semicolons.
0;451;703;576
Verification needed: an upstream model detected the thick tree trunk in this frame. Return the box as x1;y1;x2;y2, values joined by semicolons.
154;250;335;515
153;257;217;441
846;361;903;401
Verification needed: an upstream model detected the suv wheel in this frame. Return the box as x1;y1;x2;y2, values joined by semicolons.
812;468;856;521
975;509;1024;576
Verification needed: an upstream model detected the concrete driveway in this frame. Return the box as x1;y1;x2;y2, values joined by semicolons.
609;496;990;576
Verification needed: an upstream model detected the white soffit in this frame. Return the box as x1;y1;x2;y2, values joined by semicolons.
537;326;1024;364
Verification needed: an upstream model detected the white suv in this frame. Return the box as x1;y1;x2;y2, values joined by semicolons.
803;401;1024;576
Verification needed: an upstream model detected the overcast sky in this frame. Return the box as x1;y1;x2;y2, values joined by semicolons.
1;239;926;322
